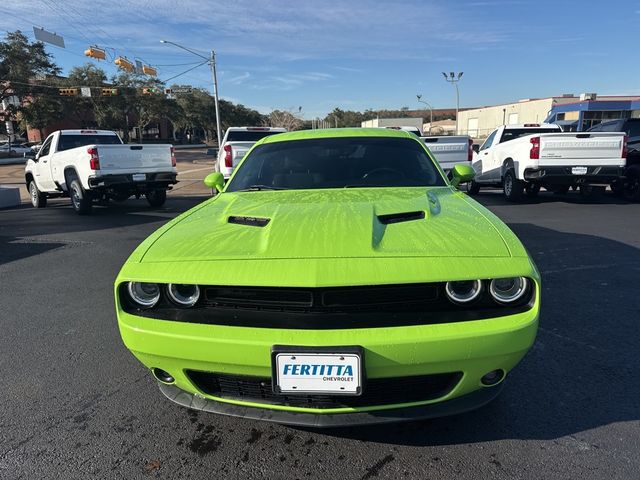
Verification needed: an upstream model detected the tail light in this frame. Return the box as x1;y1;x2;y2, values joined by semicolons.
529;136;540;160
224;144;233;168
170;146;176;167
468;138;474;162
622;135;628;159
88;147;100;170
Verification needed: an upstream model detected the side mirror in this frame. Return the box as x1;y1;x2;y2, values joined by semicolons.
450;164;475;188
472;144;480;154
24;152;36;159
204;172;225;193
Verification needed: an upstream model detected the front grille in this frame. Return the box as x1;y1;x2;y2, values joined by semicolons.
186;371;462;409
120;281;535;329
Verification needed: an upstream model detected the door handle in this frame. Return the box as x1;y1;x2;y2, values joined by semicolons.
43;160;48;163
483;152;488;155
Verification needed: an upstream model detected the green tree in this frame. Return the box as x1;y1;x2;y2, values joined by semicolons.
19;95;63;140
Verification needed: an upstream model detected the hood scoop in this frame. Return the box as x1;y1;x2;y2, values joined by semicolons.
377;211;425;225
228;215;271;227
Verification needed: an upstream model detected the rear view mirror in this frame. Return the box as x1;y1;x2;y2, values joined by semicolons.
204;172;225;193
450;164;475;188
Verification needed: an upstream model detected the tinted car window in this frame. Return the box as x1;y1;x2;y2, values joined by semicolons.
226;137;446;191
480;130;497;150
226;131;284;142
500;128;561;143
39;137;53;156
57;134;122;152
627;121;640;138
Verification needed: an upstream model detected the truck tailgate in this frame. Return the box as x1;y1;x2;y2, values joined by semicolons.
421;136;470;169
539;133;625;165
229;142;254;167
96;144;173;172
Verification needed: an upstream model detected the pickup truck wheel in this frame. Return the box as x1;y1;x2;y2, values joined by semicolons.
466;180;480;195
525;183;541;197
146;189;167;208
503;169;524;201
69;177;92;214
28;181;47;208
622;168;640;202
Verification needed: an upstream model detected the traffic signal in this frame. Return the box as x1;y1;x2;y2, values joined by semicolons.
142;87;158;95
114;56;134;72
142;65;157;76
59;88;78;96
84;46;106;60
101;88;118;96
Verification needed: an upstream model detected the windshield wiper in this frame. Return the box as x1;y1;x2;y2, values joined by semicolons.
235;184;286;192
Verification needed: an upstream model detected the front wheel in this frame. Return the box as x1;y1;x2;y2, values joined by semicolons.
503;169;524;202
466;180;480;195
69;177;93;214
525;183;541;197
146;189;167;208
29;181;47;208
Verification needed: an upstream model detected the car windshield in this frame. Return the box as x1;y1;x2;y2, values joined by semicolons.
57;134;122;151
225;136;446;191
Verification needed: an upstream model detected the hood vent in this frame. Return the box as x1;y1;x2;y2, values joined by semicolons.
377;211;425;225
228;216;270;227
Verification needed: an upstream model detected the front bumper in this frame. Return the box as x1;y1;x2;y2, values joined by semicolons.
524;166;624;185
158;380;504;427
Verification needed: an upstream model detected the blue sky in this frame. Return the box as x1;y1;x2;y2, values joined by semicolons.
2;0;639;118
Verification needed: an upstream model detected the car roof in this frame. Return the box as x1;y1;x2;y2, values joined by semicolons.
258;127;415;145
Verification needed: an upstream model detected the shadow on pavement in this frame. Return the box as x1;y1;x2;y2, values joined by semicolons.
302;223;639;445
469;189;632;206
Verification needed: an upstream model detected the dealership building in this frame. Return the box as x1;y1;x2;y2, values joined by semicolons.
457;94;640;139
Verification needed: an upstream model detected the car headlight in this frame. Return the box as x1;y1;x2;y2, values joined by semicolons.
127;282;160;308
167;284;200;307
445;279;482;304
489;277;528;304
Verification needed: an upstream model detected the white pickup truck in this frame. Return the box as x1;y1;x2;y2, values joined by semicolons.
468;123;626;201
217;126;286;179
25;129;177;214
421;135;473;173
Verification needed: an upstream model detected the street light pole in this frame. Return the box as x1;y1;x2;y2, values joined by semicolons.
160;40;222;147
416;94;433;134
442;72;463;135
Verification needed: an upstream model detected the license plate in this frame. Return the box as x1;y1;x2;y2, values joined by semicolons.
572;166;588;175
132;173;146;181
273;350;362;395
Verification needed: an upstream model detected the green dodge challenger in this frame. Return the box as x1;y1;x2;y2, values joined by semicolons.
115;128;540;426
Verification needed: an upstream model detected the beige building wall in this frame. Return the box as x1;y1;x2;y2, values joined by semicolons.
458;97;578;139
361;117;424;130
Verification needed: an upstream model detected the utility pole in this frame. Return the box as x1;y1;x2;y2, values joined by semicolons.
416;94;434;134
161;40;223;146
442;72;463;134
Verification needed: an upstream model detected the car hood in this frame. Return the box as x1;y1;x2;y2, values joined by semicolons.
140;188;513;263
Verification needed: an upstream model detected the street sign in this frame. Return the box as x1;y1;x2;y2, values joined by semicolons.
169;87;193;94
81;87;92;98
33;27;65;48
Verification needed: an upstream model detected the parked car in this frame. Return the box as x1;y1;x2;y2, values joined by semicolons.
115;128;540;427
421;135;474;174
587;118;640;201
25;129;177;214
216;127;287;179
0;142;32;156
468;123;626;201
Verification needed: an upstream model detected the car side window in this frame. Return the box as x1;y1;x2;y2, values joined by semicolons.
480;131;497;151
39;137;53;157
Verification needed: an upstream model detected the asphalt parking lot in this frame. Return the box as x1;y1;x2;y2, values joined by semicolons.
1;174;639;478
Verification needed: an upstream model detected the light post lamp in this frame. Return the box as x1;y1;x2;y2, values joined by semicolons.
442;72;463;134
160;40;222;147
416;94;434;134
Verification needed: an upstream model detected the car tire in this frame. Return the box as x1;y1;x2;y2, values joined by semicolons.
146;189;167;208
68;175;93;214
525;183;541;197
503;169;524;201
466;180;480;195
622;167;640;202
28;180;47;208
